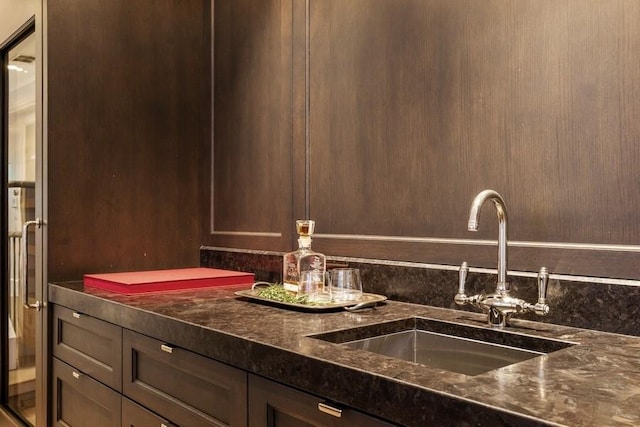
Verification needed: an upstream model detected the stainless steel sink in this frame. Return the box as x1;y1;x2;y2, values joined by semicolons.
312;317;574;376
342;329;544;376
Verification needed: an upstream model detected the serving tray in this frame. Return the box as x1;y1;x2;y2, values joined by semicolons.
234;288;387;312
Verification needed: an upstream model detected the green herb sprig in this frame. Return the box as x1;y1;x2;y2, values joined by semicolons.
256;284;310;305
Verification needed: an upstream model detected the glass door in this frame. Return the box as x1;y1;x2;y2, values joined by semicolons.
3;28;40;426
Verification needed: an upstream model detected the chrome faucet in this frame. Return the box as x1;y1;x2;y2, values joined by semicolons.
468;190;508;293
455;190;549;327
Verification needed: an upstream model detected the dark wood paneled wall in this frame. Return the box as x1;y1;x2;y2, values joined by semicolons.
210;0;640;279
311;0;640;241
47;0;210;281
207;0;296;251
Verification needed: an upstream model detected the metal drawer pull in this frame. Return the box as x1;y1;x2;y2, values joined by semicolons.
160;344;174;354
72;371;82;379
318;402;343;418
72;312;81;319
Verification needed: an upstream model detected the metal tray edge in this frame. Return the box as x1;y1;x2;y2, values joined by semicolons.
234;289;387;312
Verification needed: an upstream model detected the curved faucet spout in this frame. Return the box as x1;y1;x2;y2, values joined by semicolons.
468;190;508;292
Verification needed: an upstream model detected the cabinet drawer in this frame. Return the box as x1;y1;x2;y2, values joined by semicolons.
52;305;122;391
123;329;247;427
122;397;176;427
51;357;121;427
248;374;398;427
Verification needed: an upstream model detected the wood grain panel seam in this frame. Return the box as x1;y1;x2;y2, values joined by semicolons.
329;254;640;286
315;234;640;253
210;231;282;238
304;0;310;218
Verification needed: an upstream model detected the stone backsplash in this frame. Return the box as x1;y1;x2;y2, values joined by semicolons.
201;247;640;336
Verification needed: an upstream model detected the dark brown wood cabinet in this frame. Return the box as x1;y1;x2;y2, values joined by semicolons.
248;374;397;427
51;306;124;426
121;398;176;427
50;302;401;426
51;358;122;427
52;305;123;391
122;329;247;427
52;304;249;427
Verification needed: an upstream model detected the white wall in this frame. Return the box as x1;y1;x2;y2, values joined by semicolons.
0;0;37;45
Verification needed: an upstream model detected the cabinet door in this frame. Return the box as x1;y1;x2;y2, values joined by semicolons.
122;397;176;427
248;374;397;427
51;358;121;427
122;329;247;427
52;304;123;391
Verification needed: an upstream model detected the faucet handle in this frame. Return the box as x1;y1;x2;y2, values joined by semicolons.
528;267;550;316
537;267;549;304
459;262;469;293
454;262;469;305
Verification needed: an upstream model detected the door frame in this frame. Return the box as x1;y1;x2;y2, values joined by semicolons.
0;6;46;425
36;0;48;422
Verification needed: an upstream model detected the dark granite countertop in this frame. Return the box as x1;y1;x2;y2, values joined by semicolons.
49;282;640;427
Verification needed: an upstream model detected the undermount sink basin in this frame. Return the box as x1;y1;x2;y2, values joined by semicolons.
312;317;574;376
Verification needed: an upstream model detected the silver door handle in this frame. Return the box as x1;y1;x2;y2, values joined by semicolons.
22;218;43;310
